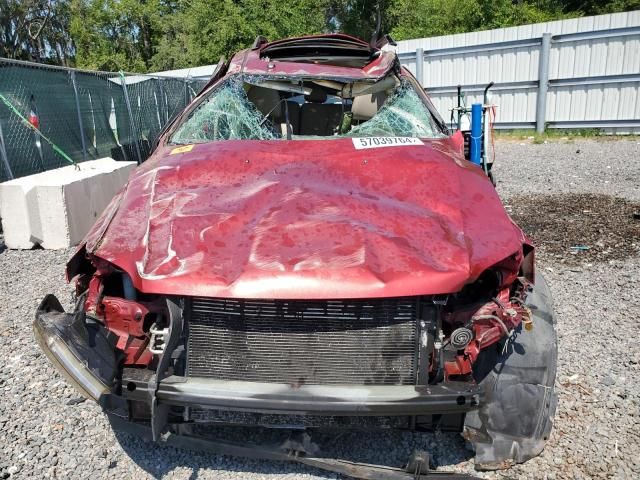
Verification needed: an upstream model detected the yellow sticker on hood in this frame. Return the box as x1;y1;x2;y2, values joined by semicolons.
170;144;194;155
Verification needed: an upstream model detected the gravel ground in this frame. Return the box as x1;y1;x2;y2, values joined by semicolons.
1;139;639;479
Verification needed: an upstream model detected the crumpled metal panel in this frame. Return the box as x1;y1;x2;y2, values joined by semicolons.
227;49;397;80
81;137;525;299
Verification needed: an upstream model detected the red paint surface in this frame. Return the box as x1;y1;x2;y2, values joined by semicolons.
80;137;527;299
226;34;396;80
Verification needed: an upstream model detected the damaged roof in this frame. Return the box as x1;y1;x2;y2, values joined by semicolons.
227;33;398;80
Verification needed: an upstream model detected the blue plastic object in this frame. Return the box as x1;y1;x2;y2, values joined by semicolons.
470;103;482;165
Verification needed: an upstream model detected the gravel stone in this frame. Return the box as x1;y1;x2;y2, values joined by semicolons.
0;138;638;479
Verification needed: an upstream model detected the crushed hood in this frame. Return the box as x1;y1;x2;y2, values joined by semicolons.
81;138;525;299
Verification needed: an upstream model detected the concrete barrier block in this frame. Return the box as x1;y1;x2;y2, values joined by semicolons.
0;182;32;249
0;158;136;249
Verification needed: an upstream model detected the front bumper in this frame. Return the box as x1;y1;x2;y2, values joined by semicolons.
35;294;481;418
34;295;119;403
35;294;484;479
128;375;480;416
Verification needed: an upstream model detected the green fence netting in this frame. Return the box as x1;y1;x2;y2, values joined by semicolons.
0;58;207;182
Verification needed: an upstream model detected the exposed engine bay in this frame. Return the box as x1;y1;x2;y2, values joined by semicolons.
72;247;536;386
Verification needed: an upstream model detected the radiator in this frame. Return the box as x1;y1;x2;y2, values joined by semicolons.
186;296;419;386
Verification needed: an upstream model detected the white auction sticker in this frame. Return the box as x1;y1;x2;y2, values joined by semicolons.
352;137;424;150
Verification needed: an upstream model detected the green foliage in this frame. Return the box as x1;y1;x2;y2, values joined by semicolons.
0;0;638;72
182;0;330;67
327;0;393;43
69;0;164;72
148;1;189;71
0;0;74;64
389;0;482;39
559;0;640;15
388;0;568;40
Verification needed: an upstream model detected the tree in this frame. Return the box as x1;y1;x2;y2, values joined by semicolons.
327;0;394;43
179;0;331;67
149;0;189;71
69;0;165;72
2;0;638;72
559;0;640;15
388;0;567;41
0;0;74;64
69;0;333;72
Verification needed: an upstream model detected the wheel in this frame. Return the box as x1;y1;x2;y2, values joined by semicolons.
463;273;558;470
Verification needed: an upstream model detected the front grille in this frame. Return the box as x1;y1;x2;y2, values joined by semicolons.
186;297;419;385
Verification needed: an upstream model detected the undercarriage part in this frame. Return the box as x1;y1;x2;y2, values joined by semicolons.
149;323;169;354
183;409;467;432
449;327;473;349
108;414;481;480
178;406;468;432
463;274;557;470
150;298;184;441
443;269;533;378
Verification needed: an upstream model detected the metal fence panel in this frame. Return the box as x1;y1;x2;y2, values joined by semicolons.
396;10;640;134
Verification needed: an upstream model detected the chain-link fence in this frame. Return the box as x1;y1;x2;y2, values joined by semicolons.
0;58;207;182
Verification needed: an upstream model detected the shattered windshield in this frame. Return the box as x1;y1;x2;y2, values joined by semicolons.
170;77;277;143
169;74;446;144
346;83;442;138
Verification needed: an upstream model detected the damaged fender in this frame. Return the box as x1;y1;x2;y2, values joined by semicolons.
463;274;558;469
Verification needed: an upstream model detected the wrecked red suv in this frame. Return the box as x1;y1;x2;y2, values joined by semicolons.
35;34;557;475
